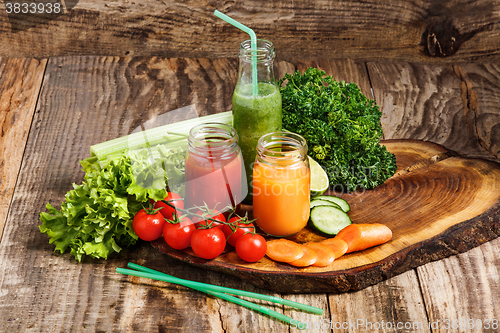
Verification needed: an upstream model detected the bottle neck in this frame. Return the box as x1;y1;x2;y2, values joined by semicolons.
187;123;239;159
237;39;277;89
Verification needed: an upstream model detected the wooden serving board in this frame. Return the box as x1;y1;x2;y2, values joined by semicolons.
152;139;500;293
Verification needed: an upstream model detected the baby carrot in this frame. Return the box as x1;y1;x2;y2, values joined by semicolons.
289;245;318;267
334;223;392;253
305;242;335;267
266;239;304;263
320;238;349;259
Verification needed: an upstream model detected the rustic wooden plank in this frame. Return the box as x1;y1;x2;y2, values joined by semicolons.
368;60;500;332
0;56;300;332
367;62;498;161
454;63;500;160
155;138;500;292
110;255;229;332
417;238;500;333
0;57;46;242
209;276;292;332
282;294;329;332
327;271;430;333
2;1;500;62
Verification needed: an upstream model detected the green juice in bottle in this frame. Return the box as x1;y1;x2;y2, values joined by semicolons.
232;39;282;203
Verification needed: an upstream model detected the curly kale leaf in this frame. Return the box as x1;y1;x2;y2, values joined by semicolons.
279;67;397;192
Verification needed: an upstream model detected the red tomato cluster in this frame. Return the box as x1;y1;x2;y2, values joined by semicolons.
132;193;267;263
221;215;267;263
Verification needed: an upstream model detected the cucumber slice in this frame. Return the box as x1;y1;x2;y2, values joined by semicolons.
309;199;342;210
309;205;352;235
315;196;350;212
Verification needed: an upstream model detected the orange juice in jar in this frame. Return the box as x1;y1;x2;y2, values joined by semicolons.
252;132;310;237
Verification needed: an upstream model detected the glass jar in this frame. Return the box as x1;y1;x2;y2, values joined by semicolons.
232;39;282;204
252;132;310;237
184;123;246;213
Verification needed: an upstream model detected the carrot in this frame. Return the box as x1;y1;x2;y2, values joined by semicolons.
266;239;304;263
320;238;349;259
334;223;392;253
288;245;318;267
305;242;335;267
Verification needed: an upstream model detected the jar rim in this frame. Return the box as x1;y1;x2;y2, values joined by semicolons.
256;131;308;162
188;122;239;152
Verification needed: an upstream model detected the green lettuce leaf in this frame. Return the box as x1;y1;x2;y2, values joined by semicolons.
39;145;185;262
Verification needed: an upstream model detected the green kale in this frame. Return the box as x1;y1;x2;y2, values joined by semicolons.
279;67;397;192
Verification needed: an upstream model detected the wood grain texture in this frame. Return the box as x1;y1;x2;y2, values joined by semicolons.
281;294;329;331
2;0;500;62
210;276;292;332
367;62;498;161
327;271;430;333
1;54;499;331
454;63;500;160
417;238;500;333
0;57;46;242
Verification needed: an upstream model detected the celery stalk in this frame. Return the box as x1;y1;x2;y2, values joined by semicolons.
90;111;233;160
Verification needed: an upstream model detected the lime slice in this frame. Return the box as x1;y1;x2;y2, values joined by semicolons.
308;156;329;198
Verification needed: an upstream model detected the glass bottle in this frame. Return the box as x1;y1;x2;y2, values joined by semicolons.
184;123;246;213
232;39;282;204
252;132;310;237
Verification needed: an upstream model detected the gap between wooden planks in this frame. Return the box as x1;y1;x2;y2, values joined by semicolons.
0;57;47;242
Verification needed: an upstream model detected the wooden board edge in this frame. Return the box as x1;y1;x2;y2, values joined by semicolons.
152;192;500;294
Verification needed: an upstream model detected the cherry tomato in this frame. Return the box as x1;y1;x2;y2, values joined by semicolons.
192;209;226;229
222;216;255;247
235;233;267;263
133;208;166;241
191;228;226;259
163;216;195;250
152;192;184;220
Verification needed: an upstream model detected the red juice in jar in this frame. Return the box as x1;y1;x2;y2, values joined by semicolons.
184;123;246;213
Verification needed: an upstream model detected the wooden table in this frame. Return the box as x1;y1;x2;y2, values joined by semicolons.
0;56;499;332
